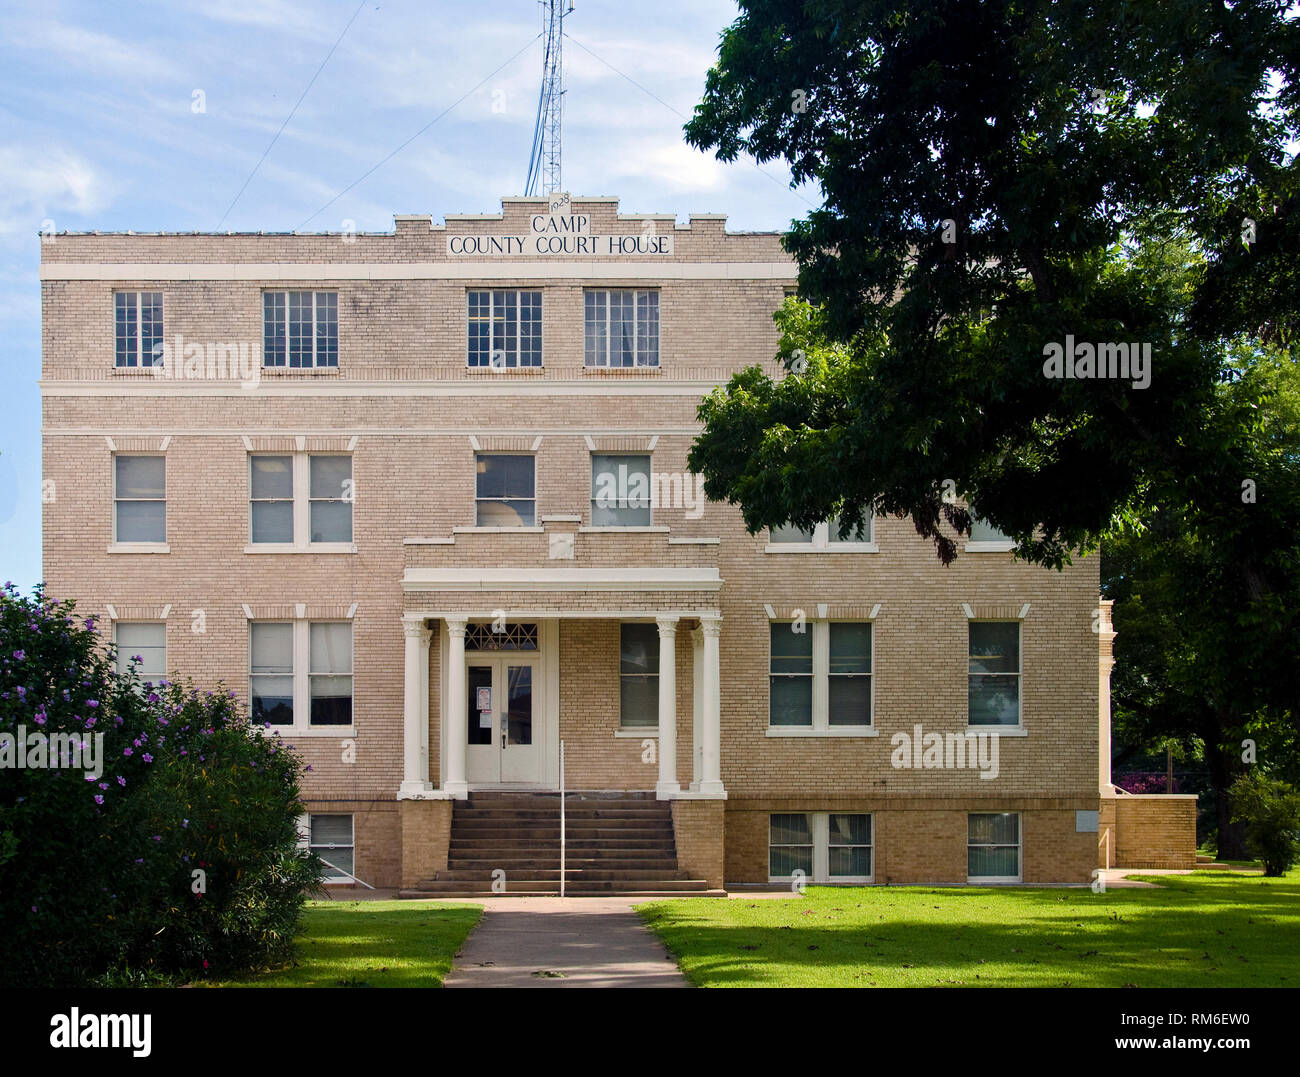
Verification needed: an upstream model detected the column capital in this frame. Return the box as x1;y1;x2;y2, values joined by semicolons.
402;617;431;641
655;615;680;638
445;616;468;638
699;613;722;638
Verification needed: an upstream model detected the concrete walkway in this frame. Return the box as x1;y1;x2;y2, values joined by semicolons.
442;897;688;988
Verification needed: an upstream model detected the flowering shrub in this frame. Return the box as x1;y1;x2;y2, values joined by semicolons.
0;585;321;986
1115;772;1181;795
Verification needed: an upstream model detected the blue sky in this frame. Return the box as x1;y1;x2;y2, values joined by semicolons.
0;0;816;593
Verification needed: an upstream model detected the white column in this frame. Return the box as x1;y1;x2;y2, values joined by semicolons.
698;613;725;796
444;617;469;798
398;617;433;798
690;626;704;791
655;616;680;797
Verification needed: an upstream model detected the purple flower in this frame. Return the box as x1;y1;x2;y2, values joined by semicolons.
34;714;46;727
85;716;96;728
142;753;152;763
85;699;99;709
93;795;103;805
15;686;25;699
116;776;125;786
151;835;161;842
98;782;108;790
12;649;24;660
182;818;189;827
122;747;133;757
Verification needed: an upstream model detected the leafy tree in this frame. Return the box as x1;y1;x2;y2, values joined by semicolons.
1229;772;1300;876
0;585;321;986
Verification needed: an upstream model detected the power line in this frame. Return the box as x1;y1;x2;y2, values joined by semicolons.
298;32;543;229
564;32;819;209
217;0;369;229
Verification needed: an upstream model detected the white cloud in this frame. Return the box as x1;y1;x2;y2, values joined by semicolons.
0;146;111;235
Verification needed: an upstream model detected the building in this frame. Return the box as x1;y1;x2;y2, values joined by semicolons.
38;196;1195;893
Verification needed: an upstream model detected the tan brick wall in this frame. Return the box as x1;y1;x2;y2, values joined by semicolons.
41;197;1108;888
302;800;399;890
670;799;725;889
1108;794;1198;869
398;799;454;888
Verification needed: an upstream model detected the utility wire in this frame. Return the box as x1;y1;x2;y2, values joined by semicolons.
564;32;819;209
298;32;543;229
217;0;369;228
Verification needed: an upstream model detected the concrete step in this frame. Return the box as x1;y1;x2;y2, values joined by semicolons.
436;867;691;882
448;858;681;872
405;877;714;895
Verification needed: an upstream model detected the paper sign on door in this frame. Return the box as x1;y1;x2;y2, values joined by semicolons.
477;686;492;728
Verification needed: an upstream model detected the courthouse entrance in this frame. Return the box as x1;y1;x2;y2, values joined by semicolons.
461;622;545;787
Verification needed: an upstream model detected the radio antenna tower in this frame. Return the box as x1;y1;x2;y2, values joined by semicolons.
525;0;573;196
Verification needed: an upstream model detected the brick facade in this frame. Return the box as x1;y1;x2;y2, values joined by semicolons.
39;196;1187;889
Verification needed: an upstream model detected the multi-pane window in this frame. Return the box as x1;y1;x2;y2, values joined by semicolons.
309;814;355;882
310;623;353;726
467;290;542;367
249;454;353;546
250;620;353;730
475;454;535;526
114;292;163;367
769;622;813;726
263;291;338;368
114;455;166;543
969;622;1021;726
309;456;353;542
591;454;651;526
770;510;874;547
584;289;659;367
968;513;1014;547
250;456;294;543
828;623;872;726
769;621;873;729
619;623;659;728
769;813;813;878
250;622;294;726
968;813;1021;880
114;622;166;682
770;813;873;882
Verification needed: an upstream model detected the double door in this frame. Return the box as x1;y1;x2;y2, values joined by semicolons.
464;656;541;785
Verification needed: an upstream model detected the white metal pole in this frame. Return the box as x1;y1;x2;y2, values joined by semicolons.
559;740;566;897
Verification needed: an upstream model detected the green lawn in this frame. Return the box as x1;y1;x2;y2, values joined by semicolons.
637;871;1300;988
210;900;482;988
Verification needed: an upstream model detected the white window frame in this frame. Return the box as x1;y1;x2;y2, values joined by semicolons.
767;620;876;736
967;811;1022;883
467;289;543;368
113;621;167;684
111;453;167;550
249;619;354;735
967;619;1023;731
768;812;874;884
590;453;653;527
306;813;356;884
114;291;163;368
262;290;338;369
584;288;660;368
765;510;877;552
474;452;536;528
245;453;355;553
618;621;659;730
965;511;1015;553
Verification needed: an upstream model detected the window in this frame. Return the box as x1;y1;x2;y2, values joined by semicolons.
768;510;874;549
769;813;813;878
968;622;1020;727
619;623;659;728
770;812;873;882
250;622;294;726
114;455;166;544
584;289;659;367
828;622;872;726
114;292;163;367
263;291;337;368
468;290;542;367
769;622;813;726
309;814;355;883
465;622;539;651
309;623;353;726
769;621;873;730
114;622;166;682
475;454;535;526
249;454;353;548
591;454;652;526
968;813;1021;881
250;620;353;730
968;512;1014;549
310;456;353;542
